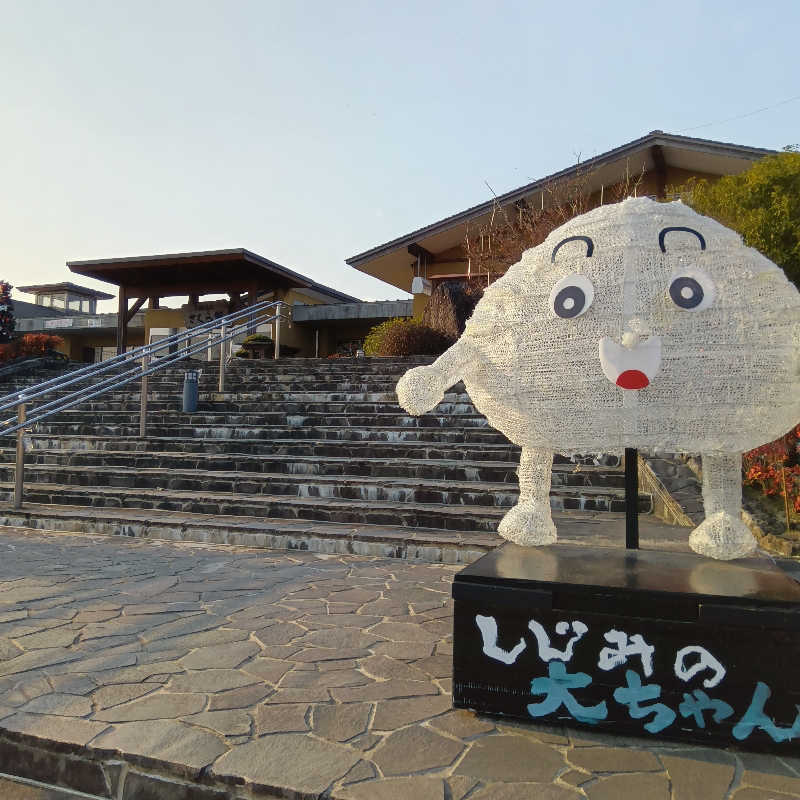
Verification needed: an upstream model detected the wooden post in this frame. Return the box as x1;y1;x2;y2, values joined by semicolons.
14;404;25;509
116;287;128;355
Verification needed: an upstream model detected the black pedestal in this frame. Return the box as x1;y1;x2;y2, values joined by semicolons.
452;543;800;752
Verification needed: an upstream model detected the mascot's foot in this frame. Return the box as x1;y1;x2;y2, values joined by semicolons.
498;502;557;547
396;366;444;416
689;511;757;560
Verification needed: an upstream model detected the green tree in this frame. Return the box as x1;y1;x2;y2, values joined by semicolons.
679;151;800;289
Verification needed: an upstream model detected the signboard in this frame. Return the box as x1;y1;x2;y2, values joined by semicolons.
44;318;73;329
452;545;800;753
182;300;229;329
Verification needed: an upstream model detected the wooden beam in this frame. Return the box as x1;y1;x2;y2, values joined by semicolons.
116;287;128;355
148;296;160;309
123;280;269;298
407;243;434;262
125;296;146;324
651;144;667;199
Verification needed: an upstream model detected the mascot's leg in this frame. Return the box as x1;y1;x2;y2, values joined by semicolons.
689;453;757;560
498;448;557;546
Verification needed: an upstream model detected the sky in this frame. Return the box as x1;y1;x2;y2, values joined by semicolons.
2;0;798;311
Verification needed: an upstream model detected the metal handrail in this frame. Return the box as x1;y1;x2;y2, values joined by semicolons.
0;298;282;412
1;299;291;508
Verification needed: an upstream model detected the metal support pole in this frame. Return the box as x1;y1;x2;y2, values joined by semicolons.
274;313;281;360
218;324;226;393
14;404;25;509
625;447;639;549
139;354;149;438
207;334;212;362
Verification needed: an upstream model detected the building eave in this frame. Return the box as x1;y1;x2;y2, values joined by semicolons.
346;131;775;268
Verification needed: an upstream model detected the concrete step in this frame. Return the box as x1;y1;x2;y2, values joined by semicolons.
18;424;508;443
55;389;471;405
7;377;415;395
0;504;498;563
15;435;623;466
16;433;521;461
28;410;491;428
45;398;477;415
0;481;652;529
0;463;638;509
10;449;624;487
0;504;692;566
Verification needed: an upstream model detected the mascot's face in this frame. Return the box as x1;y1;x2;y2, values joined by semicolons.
462;197;800;453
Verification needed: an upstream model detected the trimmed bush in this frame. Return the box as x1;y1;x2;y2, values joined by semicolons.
373;319;453;357
363;318;404;356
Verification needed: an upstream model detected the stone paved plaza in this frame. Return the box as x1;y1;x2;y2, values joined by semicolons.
0;530;797;799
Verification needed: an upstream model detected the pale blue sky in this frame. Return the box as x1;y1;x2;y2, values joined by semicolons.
2;0;798;310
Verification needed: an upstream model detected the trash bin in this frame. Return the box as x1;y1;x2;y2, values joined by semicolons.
182;371;199;413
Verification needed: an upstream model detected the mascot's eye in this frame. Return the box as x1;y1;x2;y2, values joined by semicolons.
549;273;594;319
668;268;715;311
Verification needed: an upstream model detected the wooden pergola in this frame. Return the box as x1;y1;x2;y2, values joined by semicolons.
67;249;335;354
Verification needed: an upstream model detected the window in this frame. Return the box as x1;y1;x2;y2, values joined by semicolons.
52;295;65;309
68;297;81;311
39;295;51;307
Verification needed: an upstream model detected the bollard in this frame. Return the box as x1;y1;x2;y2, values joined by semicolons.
218;324;226;392
14;404;25;509
183;370;199;413
139;354;149;437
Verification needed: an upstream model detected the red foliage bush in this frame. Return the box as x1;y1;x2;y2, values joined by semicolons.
744;425;800;515
0;334;65;362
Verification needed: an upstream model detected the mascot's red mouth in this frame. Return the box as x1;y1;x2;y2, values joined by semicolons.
616;370;649;390
599;337;661;392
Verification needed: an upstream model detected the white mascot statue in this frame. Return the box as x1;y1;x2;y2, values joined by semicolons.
396;197;800;560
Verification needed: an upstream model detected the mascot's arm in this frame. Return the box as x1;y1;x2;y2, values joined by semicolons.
396;338;473;415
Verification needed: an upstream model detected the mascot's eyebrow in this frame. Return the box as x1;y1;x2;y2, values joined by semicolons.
551;235;594;263
659;226;706;253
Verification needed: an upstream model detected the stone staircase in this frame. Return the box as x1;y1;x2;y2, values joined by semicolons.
0;357;654;562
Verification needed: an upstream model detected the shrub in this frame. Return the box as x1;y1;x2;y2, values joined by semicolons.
364;318;404;356
21;334;65;356
0;334;65;362
744;425;800;520
676;152;800;289
422;280;484;339
242;333;273;344
374;320;454;357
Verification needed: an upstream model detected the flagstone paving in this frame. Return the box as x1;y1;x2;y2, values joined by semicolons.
0;529;796;799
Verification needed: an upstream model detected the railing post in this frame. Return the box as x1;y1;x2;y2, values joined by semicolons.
274;310;281;360
218;324;226;393
207;334;212;362
14;404;25;509
139;353;149;438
